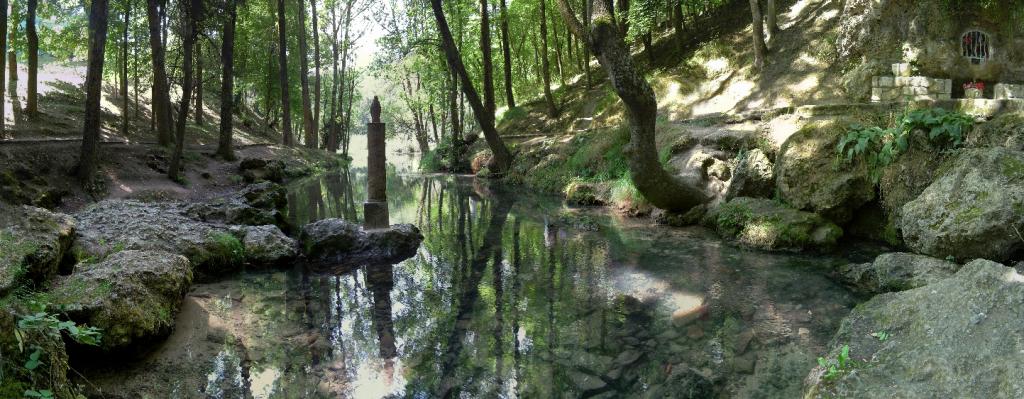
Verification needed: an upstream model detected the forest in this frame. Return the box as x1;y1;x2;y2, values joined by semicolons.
2;0;1024;398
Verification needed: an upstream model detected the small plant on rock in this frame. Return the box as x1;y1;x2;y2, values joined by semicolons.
817;344;856;381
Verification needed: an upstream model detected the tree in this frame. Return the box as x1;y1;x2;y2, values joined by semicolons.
169;0;201;182
77;0;111;182
25;0;37;117
749;0;766;69
0;0;6;135
195;42;204;125
218;0;237;160
555;0;708;212
277;0;294;146
429;0;512;174
146;0;173;146
498;0;514;108
298;0;315;148
121;0;131;137
766;0;778;41
539;0;557;117
311;0;322;147
479;0;495;118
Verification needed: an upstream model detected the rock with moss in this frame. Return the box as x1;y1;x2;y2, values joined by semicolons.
668;145;732;202
966;111;1024;150
48;250;192;352
0;205;75;296
564;181;606;206
185;182;288;229
241;225;298;266
877;131;950;216
725;149;774;200
73;200;246;277
300;219;423;267
898;148;1024;262
239;158;286;183
0;305;76;398
706;197;843;251
804;260;1024;398
836;252;959;295
776;119;875;223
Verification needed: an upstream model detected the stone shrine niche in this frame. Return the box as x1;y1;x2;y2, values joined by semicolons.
962;30;990;65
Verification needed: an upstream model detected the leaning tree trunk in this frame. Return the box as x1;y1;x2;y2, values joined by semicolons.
77;0;111;183
277;0;293;146
298;0;315;148
217;0;237;160
429;0;513;174
539;0;558;117
26;0;37;117
169;0;200;182
146;0;173;146
499;0;515;108
749;0;766;69
554;0;709;212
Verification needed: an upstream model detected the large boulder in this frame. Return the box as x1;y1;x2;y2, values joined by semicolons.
776;119;875;224
705;197;843;251
967;111;1024;151
668;145;731;203
725;148;774;200
804;260;1024;398
898;148;1024;262
184;182;288;229
877;131;950;216
300;219;423;267
48;250;193;352
238;158;286;184
241;225;298;265
0;205;75;295
836;252;959;295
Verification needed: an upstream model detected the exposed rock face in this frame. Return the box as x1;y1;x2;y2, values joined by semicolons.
185;182;288;229
239;158;286;183
776;119;875;224
725;149;774;200
899;148;1024;262
836;252;959;295
804;260;1024;398
706;197;843;251
241;225;297;265
967;111;1024;151
49;251;193;352
669;145;732;203
300;219;423;267
0;205;75;295
878;131;949;216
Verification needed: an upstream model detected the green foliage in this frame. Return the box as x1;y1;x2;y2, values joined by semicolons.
609;173;650;210
838;108;974;181
817;344;855;381
16;303;103;347
204;232;246;268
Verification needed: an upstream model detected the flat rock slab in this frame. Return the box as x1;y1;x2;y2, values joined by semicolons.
300;218;423;268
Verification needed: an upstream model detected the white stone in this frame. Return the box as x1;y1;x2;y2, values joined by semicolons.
877;76;895;88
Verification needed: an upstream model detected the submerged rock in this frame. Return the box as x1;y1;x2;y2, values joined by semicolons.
898;148;1024;262
776;119;875;223
300;219;423;267
49;250;193;352
836;252;959;295
0;205;75;295
725;148;774;200
706;197;842;251
805;260;1024;398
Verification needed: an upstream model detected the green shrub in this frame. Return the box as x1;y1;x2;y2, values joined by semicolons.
204;232;245;269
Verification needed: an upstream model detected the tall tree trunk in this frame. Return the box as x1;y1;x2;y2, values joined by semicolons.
218;0;237;160
146;0;173;146
169;0;200;182
552;8;565;86
195;43;203;125
499;0;514;108
429;103;438;143
334;0;353;152
430;0;512;174
327;0;339;152
133;15;140;120
298;0;315;148
77;0;111;183
25;0;36;116
479;0;495;118
121;0;129;136
447;66;461;140
616;0;629;33
749;0;766;69
342;76;354;156
0;0;8;135
766;0;778;42
539;0;557;117
673;0;685;48
555;0;709;212
277;0;293;146
311;0;321;145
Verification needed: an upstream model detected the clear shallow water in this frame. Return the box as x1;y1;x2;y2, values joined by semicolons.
84;169;871;398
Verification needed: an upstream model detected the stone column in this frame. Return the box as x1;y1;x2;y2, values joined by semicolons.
364;96;389;229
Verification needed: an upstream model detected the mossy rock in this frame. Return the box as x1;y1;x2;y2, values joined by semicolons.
0;206;76;296
48;250;193;352
564;181;606;206
776;118;876;224
706;197;843;252
967;111;1024;150
877;131;952;217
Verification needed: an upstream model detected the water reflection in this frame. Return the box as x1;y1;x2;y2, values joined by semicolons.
83;168;864;398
